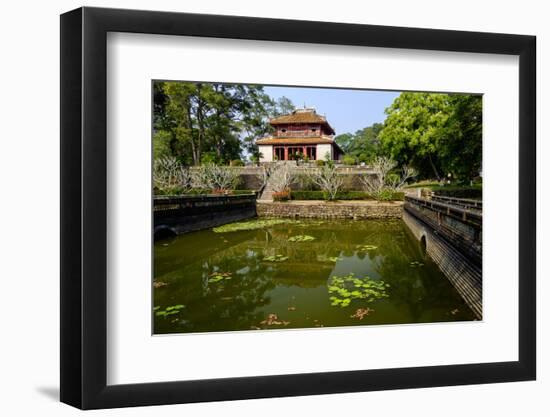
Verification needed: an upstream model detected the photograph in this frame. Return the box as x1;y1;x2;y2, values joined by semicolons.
152;81;483;334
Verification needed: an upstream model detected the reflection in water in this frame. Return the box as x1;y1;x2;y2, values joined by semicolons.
154;219;475;334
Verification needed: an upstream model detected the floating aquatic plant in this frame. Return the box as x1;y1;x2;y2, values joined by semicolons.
263;254;289;262
288;235;316;242
296;220;324;227
213;219;292;233
153;280;168;289
327;273;389;308
350;307;374;320
356;244;378;251
410;261;425;267
260;313;290;326
209;271;233;283
155;304;185;318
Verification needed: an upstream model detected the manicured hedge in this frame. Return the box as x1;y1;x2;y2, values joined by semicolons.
430;185;482;199
154;188;256;196
290;190;404;201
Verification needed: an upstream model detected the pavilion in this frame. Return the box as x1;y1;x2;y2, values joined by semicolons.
257;107;344;162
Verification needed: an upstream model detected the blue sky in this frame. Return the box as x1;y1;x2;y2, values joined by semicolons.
264;86;400;136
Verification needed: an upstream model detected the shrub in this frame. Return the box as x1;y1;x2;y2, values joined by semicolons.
177;189;255;196
153;156;192;195
191;164;240;193
290;190;404;201
230;159;244;166
315;159;325;167
308;164;344;200
390;191;405;201
360;156;417;193
342;155;356;166
373;188;395;201
430;185;482;199
295;173;319;191
291;191;368;200
269;163;295;193
273;190;290;201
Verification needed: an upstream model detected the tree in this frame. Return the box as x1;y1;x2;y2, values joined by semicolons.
271;96;295;116
268;163;295;193
335;123;383;163
360;156;417;200
191;164;240;192
439;95;482;180
153;156;192;194
361;156;397;193
378;92;482;181
153;81;280;165
309;164;344;200
334;133;354;153
242;95;296;159
379;93;450;179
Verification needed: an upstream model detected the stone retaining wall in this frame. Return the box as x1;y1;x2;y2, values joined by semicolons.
256;201;403;219
402;210;482;319
154;194;257;239
195;166;376;192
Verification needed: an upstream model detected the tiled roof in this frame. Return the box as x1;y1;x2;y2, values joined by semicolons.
269;109;335;134
256;136;335;145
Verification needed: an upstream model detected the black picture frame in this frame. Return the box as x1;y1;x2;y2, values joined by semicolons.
60;6;536;410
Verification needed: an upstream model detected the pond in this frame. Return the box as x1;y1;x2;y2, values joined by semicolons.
153;218;475;334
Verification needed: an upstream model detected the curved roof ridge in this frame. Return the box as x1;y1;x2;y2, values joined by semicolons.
269;108;335;134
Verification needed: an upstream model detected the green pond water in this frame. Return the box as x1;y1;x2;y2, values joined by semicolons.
153;219;475;334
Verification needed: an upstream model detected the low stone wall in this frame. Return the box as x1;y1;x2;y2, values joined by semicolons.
196;165;377;192
256;200;403;219
402;210;482;319
154;194;257;239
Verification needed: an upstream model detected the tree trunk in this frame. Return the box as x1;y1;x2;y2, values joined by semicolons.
428;154;441;180
186;104;198;165
195;84;205;164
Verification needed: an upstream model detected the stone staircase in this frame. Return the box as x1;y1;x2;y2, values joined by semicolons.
259;182;274;201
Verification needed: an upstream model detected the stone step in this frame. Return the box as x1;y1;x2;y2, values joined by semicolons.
259;184;273;201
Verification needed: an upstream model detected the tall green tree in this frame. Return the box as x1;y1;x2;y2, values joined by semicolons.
153;81;284;165
335;123;383;163
439;95;482;179
379;92;481;181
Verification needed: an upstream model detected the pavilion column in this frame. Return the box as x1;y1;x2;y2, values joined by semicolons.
284;147;288;161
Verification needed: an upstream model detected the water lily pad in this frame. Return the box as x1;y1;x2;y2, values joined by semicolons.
356;244;378;251
288;235;316;242
213;219;293;233
155;304;186;319
209;271;232;283
327;273;389;308
263;254;289;262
